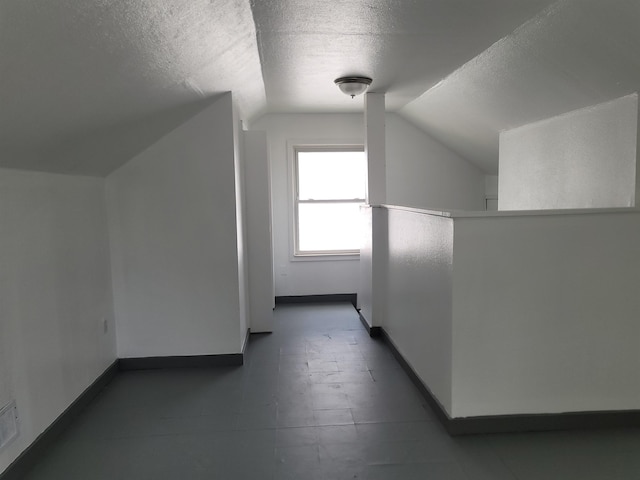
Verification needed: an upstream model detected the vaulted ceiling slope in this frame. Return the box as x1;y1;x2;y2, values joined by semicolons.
0;0;265;176
250;0;553;114
2;0;631;177
401;0;640;173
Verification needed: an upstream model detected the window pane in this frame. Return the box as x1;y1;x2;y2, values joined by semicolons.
298;203;362;252
298;150;366;200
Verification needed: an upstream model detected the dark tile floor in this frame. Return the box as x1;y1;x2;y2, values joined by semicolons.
23;303;640;479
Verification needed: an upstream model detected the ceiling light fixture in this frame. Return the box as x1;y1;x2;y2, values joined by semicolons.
334;76;373;98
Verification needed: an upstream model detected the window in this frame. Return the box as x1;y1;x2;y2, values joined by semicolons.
293;147;366;256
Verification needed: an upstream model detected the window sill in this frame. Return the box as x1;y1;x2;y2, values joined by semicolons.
291;253;360;262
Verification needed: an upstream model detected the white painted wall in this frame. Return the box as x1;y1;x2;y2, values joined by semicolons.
499;94;638;210
366;94;387;205
384;207;454;414
232;103;250;347
451;210;640;417
249;114;364;296
250;113;486;296
243;130;275;332
107;94;243;358
358;206;387;328
378;204;640;419
485;175;498;198
386;114;485;211
0;169;115;474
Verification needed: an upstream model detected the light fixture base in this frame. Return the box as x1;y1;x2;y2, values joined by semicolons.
334;76;373;98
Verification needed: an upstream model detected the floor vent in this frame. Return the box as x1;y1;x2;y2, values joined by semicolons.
0;401;18;452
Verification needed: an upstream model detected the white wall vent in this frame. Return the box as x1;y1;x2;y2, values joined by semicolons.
0;401;19;452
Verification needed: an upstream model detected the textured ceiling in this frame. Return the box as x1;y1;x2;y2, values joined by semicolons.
0;0;265;175
252;0;554;113
1;0;636;176
401;0;640;173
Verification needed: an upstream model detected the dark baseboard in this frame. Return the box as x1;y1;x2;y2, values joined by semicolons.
118;353;244;371
379;329;454;431
1;347;249;478
275;294;357;308
357;310;382;337
379;328;640;435
0;361;119;480
120;332;250;371
447;409;640;435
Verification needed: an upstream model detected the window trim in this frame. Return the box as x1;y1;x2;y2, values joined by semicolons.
290;143;366;259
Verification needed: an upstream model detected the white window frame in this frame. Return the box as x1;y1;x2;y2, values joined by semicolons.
290;143;366;259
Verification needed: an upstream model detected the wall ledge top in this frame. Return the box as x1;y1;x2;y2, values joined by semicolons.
373;204;640;219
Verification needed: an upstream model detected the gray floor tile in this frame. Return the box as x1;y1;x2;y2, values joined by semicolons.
487;429;640;480
356;421;438;443
317;424;359;444
314;408;354;426
351;403;432;424
277;407;317;428
275;444;322;479
236;406;278;430
276;426;317;447
450;434;518;480
20;303;640;480
312;391;351;410
364;461;468;480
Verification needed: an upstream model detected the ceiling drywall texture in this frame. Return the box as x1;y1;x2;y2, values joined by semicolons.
401;0;640;173
251;0;554;113
3;0;636;177
0;0;265;176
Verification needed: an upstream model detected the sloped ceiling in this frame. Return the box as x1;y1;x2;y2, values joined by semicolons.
401;0;640;173
0;0;265;176
1;0;637;176
251;0;553;113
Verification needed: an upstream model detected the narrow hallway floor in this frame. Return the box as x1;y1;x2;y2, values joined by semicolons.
23;303;640;479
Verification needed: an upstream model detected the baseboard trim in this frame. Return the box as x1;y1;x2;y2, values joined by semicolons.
0;360;119;480
446;409;640;435
379;329;453;430
379;328;640;435
118;353;244;371
1;348;249;478
275;294;357;308
357;310;382;337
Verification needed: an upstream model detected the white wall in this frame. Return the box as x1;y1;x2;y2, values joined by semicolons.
499;94;638;210
451;211;640;417
107;94;244;358
250;113;486;296
379;205;640;419
232;103;250;347
250;114;364;296
0;169;115;473
358;206;388;328
366;94;387;205
386;114;485;211
384;207;454;414
243;130;274;332
485;175;498;198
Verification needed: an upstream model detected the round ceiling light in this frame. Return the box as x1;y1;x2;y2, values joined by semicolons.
334;76;373;98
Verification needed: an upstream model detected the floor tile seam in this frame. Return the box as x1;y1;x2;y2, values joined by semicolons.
353;419;434;429
363;458;462;467
85;426;285;442
65;430;234;441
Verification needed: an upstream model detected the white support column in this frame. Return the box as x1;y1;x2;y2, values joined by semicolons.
359;92;387;328
243;130;274;332
635;99;640;207
365;93;386;205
